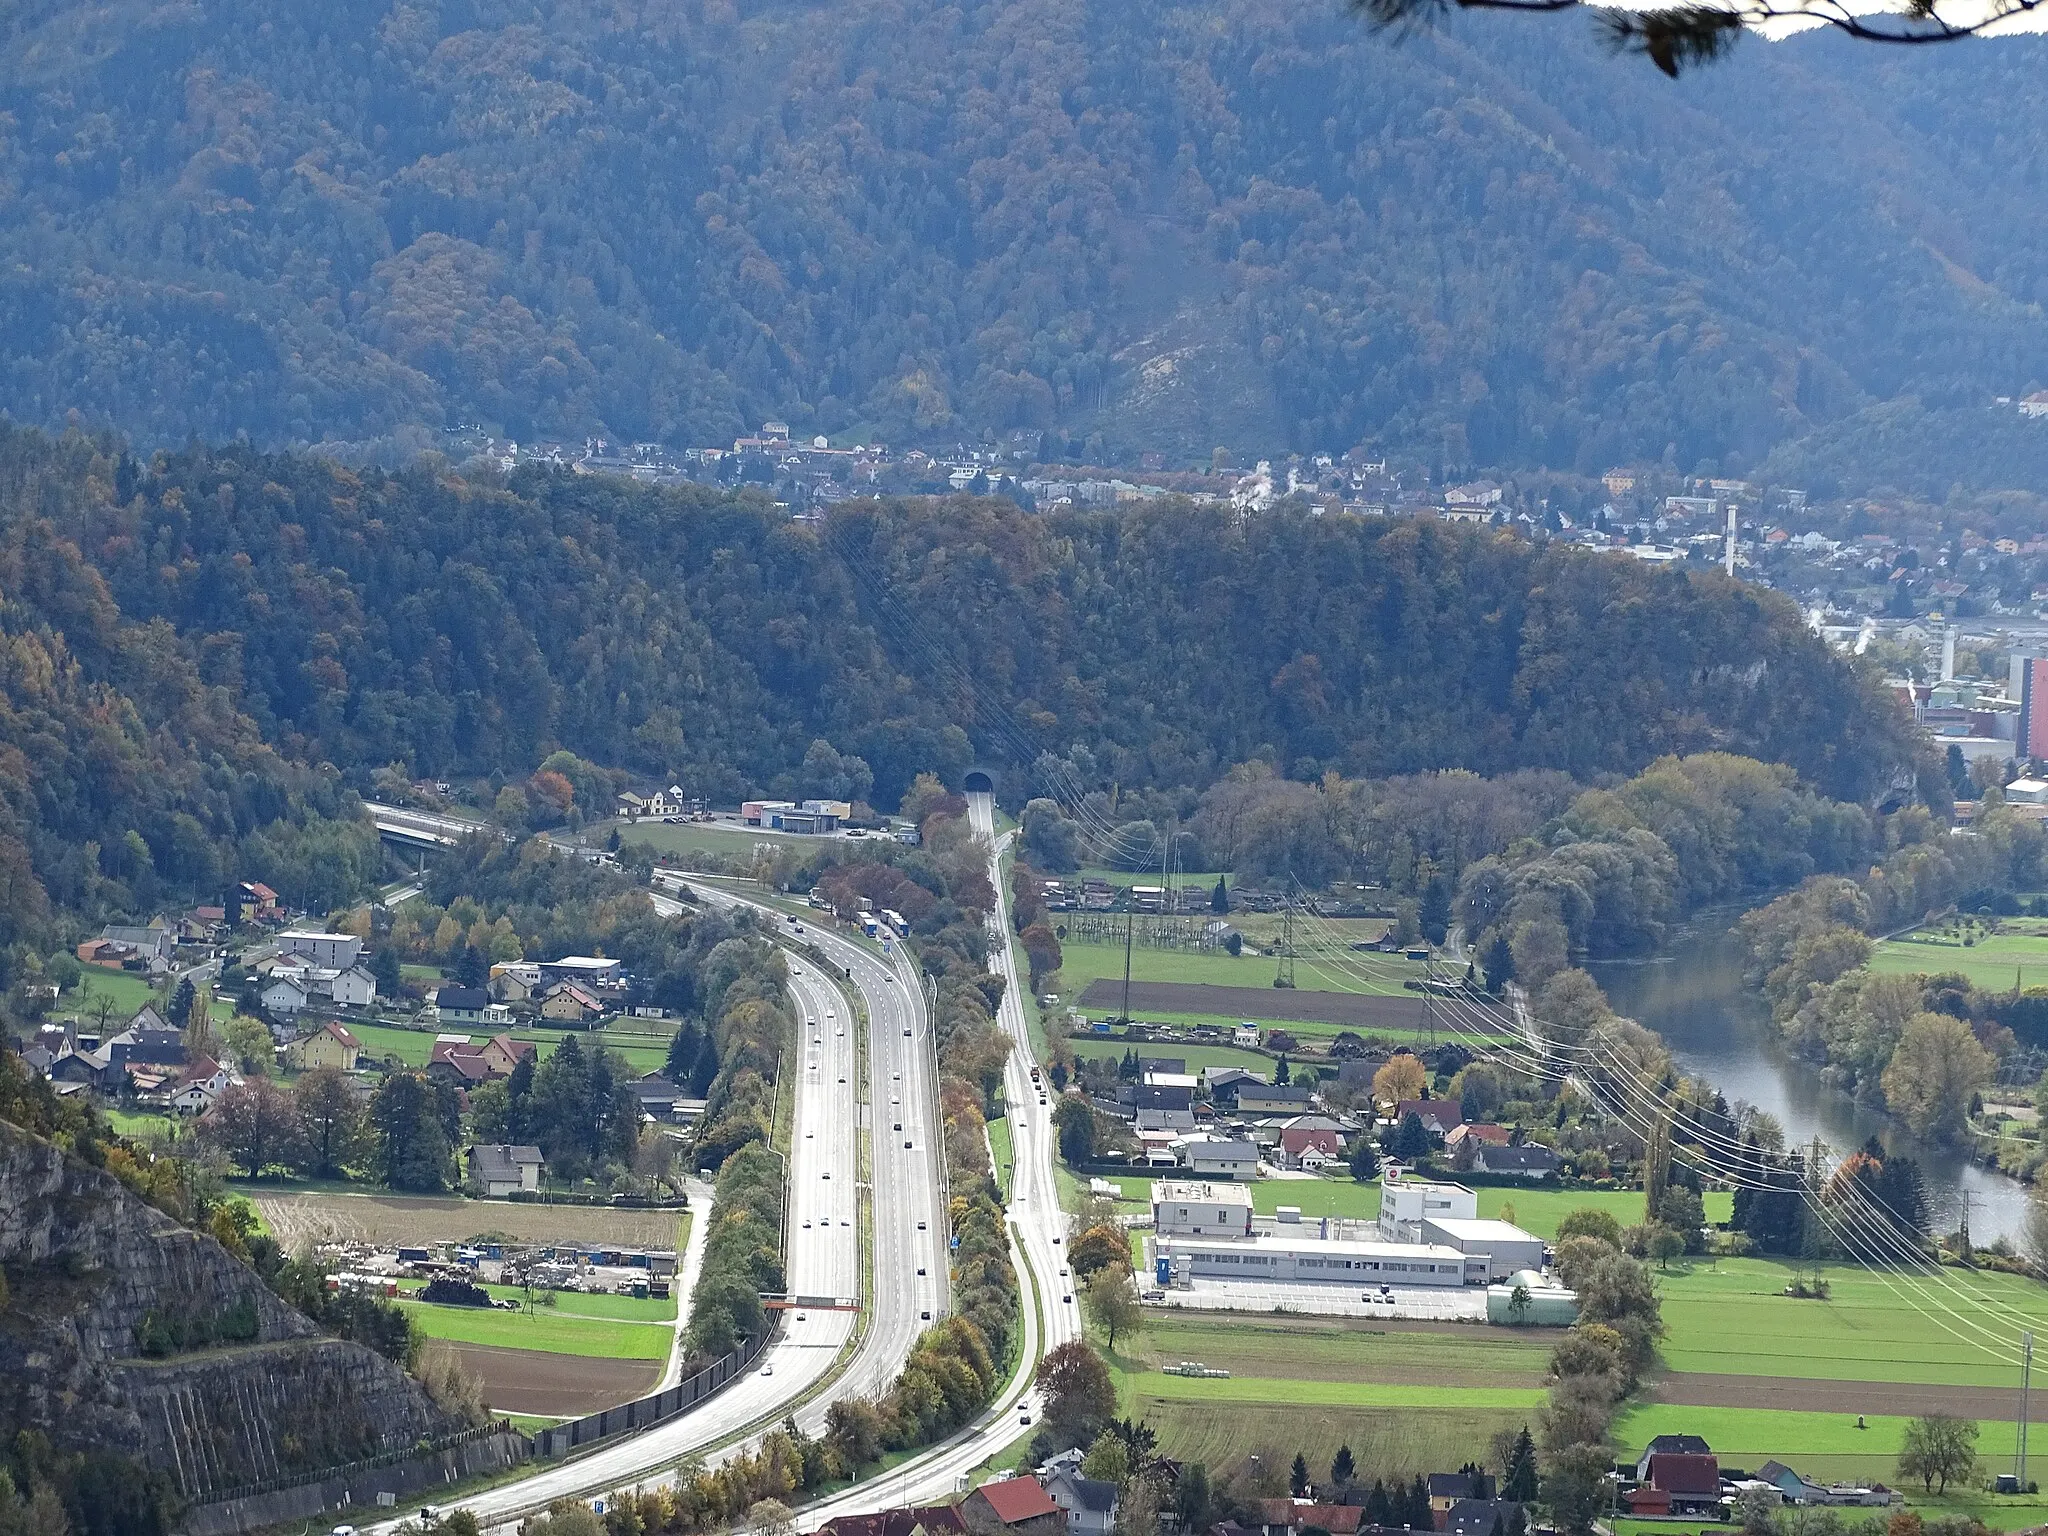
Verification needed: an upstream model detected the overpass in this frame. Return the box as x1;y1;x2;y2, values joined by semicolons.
360;800;506;851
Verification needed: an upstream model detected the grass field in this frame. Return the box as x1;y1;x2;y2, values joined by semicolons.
1056;940;1424;1000
611;819;806;860
1656;1256;2048;1389
1112;1314;1542;1480
397;1281;677;1323
61;968;234;1027
343;1018;670;1076
1068;1041;1279;1074
989;1114;1015;1197
1867;923;2048;991
396;1298;671;1359
1614;1401;2028;1483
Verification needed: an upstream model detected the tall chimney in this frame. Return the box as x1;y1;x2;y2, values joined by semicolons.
1943;626;1957;684
1723;503;1736;578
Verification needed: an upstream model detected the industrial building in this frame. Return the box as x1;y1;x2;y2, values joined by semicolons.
1420;1217;1547;1281
1377;1174;1478;1241
1152;1181;1254;1237
1156;1233;1477;1287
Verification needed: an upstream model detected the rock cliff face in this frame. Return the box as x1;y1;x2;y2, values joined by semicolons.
0;1119;466;1504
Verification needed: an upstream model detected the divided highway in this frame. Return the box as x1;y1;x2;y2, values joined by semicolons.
795;791;1079;1525
373;880;944;1532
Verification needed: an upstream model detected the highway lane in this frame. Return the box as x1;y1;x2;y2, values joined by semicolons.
671;877;951;1402
794;792;1079;1527
376;940;862;1531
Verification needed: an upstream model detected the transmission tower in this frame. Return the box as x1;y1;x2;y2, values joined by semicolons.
1275;887;1296;990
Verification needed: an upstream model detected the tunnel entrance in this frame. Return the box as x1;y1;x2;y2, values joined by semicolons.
962;771;994;796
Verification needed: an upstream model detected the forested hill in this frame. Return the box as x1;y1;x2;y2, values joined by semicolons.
2;1;2048;487
0;432;1919;837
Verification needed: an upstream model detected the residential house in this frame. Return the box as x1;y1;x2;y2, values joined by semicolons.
49;1045;114;1092
467;1143;545;1197
289;1020;363;1072
1470;1145;1562;1180
960;1477;1065;1536
1236;1082;1315;1116
1183;1139;1260;1180
1635;1437;1711;1480
84;924;176;974
477;1033;538;1078
1203;1066;1266;1107
1444;1124;1511;1167
1251;1501;1367;1536
1277;1116;1345;1169
1442;1499;1523;1536
435;985;492;1025
1626;1455;1722;1518
236;881;285;924
263;975;311;1016
630;1075;684;1121
327;965;378;1008
541;982;605;1024
170;1055;234;1115
1041;1469;1117;1536
105;1010;185;1070
814;1508;967;1536
490;963;544;1004
277;930;365;970
1427;1473;1484;1514
1392;1100;1462;1141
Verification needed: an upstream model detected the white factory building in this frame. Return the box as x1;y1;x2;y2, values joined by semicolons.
1149;1175;1545;1289
1419;1218;1547;1282
1152;1180;1255;1237
1156;1233;1479;1286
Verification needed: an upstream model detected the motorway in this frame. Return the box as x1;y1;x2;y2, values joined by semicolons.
367;881;940;1532
793;791;1079;1526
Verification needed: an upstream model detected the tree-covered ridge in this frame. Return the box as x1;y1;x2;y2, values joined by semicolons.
8;432;1919;818
0;440;373;969
7;0;2048;478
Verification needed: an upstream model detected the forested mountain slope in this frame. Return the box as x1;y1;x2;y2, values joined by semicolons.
0;432;1919;839
2;0;2047;485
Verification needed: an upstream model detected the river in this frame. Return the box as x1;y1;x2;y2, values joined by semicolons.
1588;916;2035;1245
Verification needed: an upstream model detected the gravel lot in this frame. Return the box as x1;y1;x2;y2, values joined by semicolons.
253;1192;682;1251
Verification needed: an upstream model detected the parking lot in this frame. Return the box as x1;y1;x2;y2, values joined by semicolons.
1143;1277;1490;1322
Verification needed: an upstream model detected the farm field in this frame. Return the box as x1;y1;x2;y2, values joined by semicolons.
450;1342;662;1418
1113;1313;1541;1481
1866;923;2048;990
1056;939;1425;999
1656;1257;2048;1389
251;1190;684;1250
397;1298;670;1359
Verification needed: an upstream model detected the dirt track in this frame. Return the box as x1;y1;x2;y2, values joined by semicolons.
1078;979;1429;1029
252;1192;681;1251
451;1342;662;1417
1654;1371;2024;1419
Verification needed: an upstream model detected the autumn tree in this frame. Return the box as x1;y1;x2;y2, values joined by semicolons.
295;1065;367;1178
202;1079;306;1177
1372;1054;1427;1107
1881;1013;1994;1143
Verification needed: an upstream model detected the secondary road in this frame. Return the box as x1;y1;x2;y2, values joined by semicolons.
793;792;1079;1527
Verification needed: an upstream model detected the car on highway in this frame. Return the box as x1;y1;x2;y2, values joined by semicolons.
762;1364;774;1376
920;1309;931;1319
893;1122;902;1130
1062;1293;1072;1303
917;1266;927;1275
917;1221;927;1230
802;1220;812;1229
796;1312;807;1322
904;1140;913;1149
823;1171;831;1179
1019;1410;1032;1425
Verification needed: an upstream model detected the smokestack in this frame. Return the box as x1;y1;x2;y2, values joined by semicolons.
1724;503;1736;578
1943;626;1957;684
